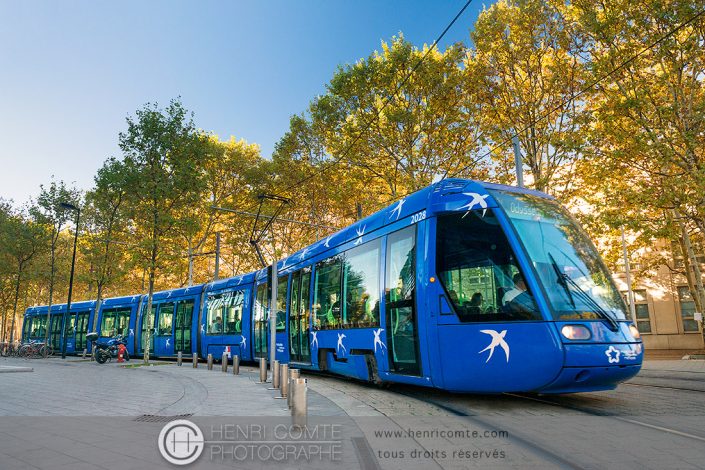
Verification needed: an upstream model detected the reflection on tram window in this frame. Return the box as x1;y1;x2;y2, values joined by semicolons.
437;210;541;322
157;303;174;335
206;291;244;335
493;191;627;321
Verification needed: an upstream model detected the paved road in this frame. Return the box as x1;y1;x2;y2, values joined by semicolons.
0;356;703;469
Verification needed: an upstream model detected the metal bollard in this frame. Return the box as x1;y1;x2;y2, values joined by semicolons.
291;378;307;428
207;353;213;370
82;349;87;359
269;360;280;389
275;364;289;399
257;357;267;383
192;352;198;368
233;355;240;375
221;352;228;372
177;351;182;366
288;369;300;409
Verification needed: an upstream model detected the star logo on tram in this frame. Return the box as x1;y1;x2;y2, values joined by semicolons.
373;328;386;354
310;331;318;349
605;345;621;364
478;329;510;363
459;192;489;217
389;199;406;220
337;333;347;354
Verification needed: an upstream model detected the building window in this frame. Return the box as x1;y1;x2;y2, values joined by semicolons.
621;290;651;333
677;286;700;332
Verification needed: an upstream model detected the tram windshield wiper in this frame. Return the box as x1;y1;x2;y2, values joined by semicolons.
548;252;619;331
548;253;575;309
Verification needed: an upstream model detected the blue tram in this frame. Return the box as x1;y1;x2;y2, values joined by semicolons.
22;179;643;393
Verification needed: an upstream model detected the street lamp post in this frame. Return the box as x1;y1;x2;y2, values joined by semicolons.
60;202;80;359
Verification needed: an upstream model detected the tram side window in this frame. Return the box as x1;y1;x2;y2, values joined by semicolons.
224;292;244;334
436;211;541;322
343;241;381;328
22;318;32;342
314;255;343;329
64;314;76;336
276;276;288;332
207;291;244;334
157;303;174;335
31;315;48;338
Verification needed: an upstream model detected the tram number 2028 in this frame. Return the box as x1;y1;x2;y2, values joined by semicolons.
410;210;427;224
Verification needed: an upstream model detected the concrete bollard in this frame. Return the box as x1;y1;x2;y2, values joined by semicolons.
291;378;307;428
207;353;213;370
233;355;240;375
177;351;183;366
275;364;289;399
221;352;228;372
192;352;198;368
288;369;300;409
269;360;280;389
258;357;267;383
82;349;87;359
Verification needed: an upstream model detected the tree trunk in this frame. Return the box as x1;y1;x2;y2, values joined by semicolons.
8;263;23;343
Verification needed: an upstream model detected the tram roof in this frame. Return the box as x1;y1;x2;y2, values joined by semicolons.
24;300;96;315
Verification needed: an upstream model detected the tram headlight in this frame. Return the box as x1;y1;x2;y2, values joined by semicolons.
628;324;641;340
561;324;591;340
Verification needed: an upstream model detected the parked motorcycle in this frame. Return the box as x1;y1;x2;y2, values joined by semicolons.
86;332;130;364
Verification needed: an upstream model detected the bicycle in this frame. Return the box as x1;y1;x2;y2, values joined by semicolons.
18;340;49;358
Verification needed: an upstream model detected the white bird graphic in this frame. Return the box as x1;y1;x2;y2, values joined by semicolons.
200;324;205;334
166;291;172;298
131;296;137;302
299;247;309;260
337;333;347;354
280;258;288;270
236;276;242;285
458;192;490;217
478;329;510;363
240;336;246;349
129;329;134;336
373;328;386;354
310;331;319;349
184;287;190;294
324;235;333;248
165;338;171;347
354;225;366;246
389;199;406;220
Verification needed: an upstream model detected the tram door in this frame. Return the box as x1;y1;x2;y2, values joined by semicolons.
49;315;63;350
75;312;90;352
174;300;193;353
385;226;421;376
253;280;269;359
289;268;312;364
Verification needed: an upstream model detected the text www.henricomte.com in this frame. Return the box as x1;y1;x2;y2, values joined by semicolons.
374;428;509;439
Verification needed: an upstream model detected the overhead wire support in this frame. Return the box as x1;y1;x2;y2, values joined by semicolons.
249;194;290;268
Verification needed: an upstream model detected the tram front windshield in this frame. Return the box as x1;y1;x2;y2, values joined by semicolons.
493;191;627;322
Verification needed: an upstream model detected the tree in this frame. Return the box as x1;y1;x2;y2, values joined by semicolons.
470;0;589;195
0;204;46;343
29;179;81;349
118;99;208;362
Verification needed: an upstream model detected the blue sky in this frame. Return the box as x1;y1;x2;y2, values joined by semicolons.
0;1;490;205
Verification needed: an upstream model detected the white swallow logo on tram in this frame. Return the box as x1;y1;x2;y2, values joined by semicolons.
240;336;246;349
166;291;172;298
459;193;489;217
390;199;406;220
165;338;170;347
299;247;309;260
478;329;510;363
324;235;333;248
354;225;366;246
373;328;386;354
337;333;347;354
236;276;243;285
131;296;137;302
605;345;621;364
184;287;190;294
200;324;205;334
311;331;319;349
129;329;134;336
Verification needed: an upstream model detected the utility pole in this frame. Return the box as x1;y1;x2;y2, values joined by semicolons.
621;226;638;325
512;134;524;188
270;264;277;368
214;232;220;281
